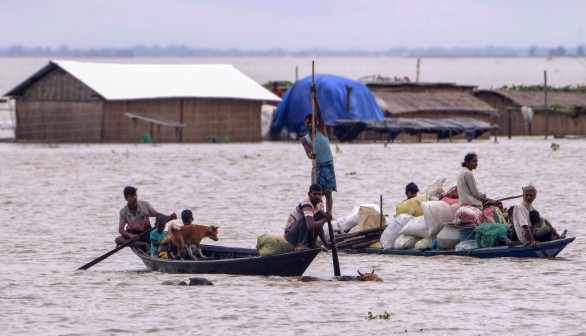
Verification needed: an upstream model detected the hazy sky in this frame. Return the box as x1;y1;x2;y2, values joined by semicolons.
2;0;585;50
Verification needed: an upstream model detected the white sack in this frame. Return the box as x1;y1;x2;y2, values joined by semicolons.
394;234;420;250
399;216;428;238
380;214;414;250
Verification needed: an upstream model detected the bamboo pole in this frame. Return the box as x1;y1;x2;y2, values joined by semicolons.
379;195;384;227
543;70;549;140
311;61;317;183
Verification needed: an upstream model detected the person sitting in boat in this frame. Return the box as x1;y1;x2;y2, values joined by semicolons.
181;209;194;225
529;209;563;243
177;209;202;259
150;214;168;258
115;186;176;254
513;184;562;248
506;206;519;241
457;152;494;210
284;183;334;251
404;182;419;200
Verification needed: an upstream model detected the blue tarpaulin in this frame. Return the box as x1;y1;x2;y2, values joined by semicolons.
269;74;384;136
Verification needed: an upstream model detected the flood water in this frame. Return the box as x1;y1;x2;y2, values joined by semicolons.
1;138;585;335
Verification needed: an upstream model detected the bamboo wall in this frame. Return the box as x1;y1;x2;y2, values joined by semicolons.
15;68;103;141
103;98;262;143
15;101;102;141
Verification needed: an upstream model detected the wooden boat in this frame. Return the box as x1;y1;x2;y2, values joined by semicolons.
337;237;575;259
131;244;321;276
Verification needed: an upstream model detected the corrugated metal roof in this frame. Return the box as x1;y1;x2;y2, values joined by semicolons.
373;91;499;116
5;60;281;102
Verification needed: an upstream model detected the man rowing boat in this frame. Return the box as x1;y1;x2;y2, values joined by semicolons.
115;186;176;254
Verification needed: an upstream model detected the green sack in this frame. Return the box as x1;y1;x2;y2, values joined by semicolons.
474;223;509;248
415;237;434;251
256;233;295;256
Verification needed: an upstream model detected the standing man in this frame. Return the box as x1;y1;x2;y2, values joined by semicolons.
301;84;337;214
115;186;176;254
284;183;334;251
513;184;562;247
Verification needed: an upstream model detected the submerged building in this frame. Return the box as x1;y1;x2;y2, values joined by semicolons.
475;89;586;137
4;60;280;143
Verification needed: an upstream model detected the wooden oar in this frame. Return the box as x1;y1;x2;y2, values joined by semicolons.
77;227;155;271
494;194;523;202
326;220;341;276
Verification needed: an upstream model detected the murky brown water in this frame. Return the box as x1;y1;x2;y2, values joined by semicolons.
1;139;585;335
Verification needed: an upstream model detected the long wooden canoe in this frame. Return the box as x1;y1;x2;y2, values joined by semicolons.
337;237;575;259
131;244;321;276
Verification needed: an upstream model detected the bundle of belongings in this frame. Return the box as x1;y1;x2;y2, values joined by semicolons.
256;178;512;256
377;178;509;251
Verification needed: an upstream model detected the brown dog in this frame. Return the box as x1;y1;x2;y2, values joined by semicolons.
161;223;219;260
358;269;383;282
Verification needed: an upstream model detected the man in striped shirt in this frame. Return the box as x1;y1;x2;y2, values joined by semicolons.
284;183;334;251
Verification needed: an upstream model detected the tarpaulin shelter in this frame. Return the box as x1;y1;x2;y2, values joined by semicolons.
333;117;499;142
269;74;384;137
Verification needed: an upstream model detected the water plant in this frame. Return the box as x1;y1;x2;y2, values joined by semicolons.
366;310;391;320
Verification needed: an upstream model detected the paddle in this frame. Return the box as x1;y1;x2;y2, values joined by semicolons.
77;227;155;271
494;194;523;202
326;220;341;277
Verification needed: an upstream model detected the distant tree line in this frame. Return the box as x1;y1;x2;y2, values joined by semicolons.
0;44;584;57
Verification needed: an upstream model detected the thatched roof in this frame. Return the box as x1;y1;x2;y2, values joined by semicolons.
373;91;499;116
477;89;586;110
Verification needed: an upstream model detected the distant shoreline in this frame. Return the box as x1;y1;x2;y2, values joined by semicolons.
1;45;584;58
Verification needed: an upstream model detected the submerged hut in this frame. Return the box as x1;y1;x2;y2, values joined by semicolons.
475;89;586;137
4;60;280;143
365;82;499;141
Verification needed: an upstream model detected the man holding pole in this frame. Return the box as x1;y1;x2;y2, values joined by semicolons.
284;183;334;251
301;83;337;214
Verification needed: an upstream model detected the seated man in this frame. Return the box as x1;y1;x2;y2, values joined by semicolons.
404;182;419;200
513;184;561;247
115;186;176;254
284;183;334;251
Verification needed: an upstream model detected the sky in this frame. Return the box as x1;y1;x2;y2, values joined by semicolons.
1;0;585;50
